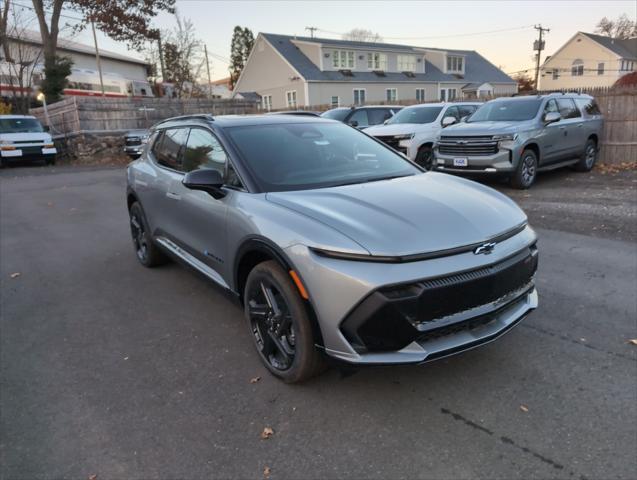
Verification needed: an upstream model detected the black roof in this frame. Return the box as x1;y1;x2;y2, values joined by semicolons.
581;33;637;60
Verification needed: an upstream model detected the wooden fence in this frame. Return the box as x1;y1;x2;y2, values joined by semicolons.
29;96;260;136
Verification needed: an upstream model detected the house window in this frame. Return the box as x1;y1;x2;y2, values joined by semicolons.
286;90;297;108
386;88;397;102
440;88;457;101
262;95;272;111
446;56;464;73
367;52;388;70
333;50;355;69
571;59;584;76
621;60;635;71
353;88;366;106
331;96;340;107
552;69;560;80
597;63;604;75
416;88;425;102
397;55;416;72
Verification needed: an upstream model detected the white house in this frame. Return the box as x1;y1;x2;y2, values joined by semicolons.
539;32;637;90
233;33;517;110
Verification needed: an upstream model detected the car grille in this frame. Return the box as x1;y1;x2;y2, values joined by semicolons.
375;135;401;150
438;135;498;156
125;137;142;146
340;245;538;352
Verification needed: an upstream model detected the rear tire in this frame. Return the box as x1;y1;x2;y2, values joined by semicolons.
45;156;56;166
244;260;326;383
510;149;538;189
129;202;169;267
574;138;597;172
415;145;434;170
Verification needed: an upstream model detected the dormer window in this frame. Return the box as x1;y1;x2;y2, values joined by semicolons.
397;55;416;72
333;50;355;69
446;55;464;73
367;52;387;70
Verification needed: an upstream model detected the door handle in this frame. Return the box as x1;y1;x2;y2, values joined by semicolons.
166;192;181;200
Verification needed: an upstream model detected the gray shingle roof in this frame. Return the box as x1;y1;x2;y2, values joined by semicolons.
581;33;637;60
262;33;515;84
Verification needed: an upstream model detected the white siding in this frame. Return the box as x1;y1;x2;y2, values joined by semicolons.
308;82;438;106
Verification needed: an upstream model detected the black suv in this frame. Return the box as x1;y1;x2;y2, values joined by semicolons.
320;106;402;129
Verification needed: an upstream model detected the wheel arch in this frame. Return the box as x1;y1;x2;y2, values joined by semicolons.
126;188;139;211
522;142;540;161
587;133;599;146
234;237;325;347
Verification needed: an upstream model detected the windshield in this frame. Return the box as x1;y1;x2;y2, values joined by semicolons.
320;109;350;121
225;122;420;192
0;118;44;133
468;99;542;122
387;106;443;124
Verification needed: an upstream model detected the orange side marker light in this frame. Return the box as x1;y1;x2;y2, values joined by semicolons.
289;270;309;300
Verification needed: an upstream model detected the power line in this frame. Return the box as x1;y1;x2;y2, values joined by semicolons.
316;25;534;41
305;26;318;39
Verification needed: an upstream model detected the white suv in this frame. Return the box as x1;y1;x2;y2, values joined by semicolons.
0;115;57;166
365;102;481;170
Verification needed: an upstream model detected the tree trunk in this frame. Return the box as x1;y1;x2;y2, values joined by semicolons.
32;0;64;63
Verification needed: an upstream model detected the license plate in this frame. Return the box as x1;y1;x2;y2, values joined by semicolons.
453;157;468;167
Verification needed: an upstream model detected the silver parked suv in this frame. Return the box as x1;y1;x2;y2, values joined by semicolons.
127;113;538;382
434;94;603;188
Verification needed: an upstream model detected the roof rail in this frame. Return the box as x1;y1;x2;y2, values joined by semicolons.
156;114;214;126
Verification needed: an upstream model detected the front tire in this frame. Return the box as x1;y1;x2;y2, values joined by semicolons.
45;156;56;166
415;145;434;170
510;149;538;189
244;260;326;383
574;138;597;172
129;202;169;267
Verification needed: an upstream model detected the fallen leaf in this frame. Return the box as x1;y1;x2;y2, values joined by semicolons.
520;405;529;413
250;377;261;384
47;202;53;207
10;272;20;279
260;427;274;439
88;475;97;480
628;339;637;346
263;466;271;478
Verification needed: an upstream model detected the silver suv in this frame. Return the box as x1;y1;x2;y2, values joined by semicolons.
126;113;538;382
434;94;603;188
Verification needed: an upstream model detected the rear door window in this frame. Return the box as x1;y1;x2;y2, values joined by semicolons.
574;98;601;116
367;108;392;125
556;98;581;119
154;128;189;171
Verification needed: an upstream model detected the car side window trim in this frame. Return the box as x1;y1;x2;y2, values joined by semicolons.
150;127;189;174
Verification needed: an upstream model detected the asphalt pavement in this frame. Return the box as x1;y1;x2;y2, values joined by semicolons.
1;165;636;479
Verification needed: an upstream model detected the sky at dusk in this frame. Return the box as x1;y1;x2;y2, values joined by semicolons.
70;0;636;81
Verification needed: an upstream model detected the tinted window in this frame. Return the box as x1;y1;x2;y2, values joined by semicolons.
0;117;44;133
574;98;601;116
321;108;350;121
556;98;581;119
468;99;542;122
153;128;189;170
387;106;443;124
367;108;392;125
182;128;227;175
225;122;420;192
458;105;478;118
544;99;559;115
348;109;369;127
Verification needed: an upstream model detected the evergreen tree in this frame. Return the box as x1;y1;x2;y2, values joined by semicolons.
229;26;255;90
40;56;73;102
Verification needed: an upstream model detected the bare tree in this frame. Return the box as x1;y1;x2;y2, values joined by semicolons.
342;28;383;43
0;0;43;113
595;14;636;39
162;14;205;98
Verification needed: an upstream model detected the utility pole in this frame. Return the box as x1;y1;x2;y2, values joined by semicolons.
533;24;549;92
204;44;212;99
91;21;106;97
305;26;318;39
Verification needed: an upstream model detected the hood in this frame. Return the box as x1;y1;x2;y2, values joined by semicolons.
0;132;52;142
444;121;531;136
365;123;430;137
266;173;526;257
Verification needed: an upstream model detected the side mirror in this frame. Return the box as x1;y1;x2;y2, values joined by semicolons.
182;168;226;199
349;120;359;128
544;111;561;124
442;116;457;127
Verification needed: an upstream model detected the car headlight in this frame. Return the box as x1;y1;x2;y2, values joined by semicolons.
394;133;415;140
493;133;518;148
141;135;150;144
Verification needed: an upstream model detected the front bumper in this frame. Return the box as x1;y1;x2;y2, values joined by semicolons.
434;148;516;174
285;226;538;365
1;146;57;159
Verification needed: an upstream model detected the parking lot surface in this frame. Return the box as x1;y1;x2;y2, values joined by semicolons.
1;165;636;479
